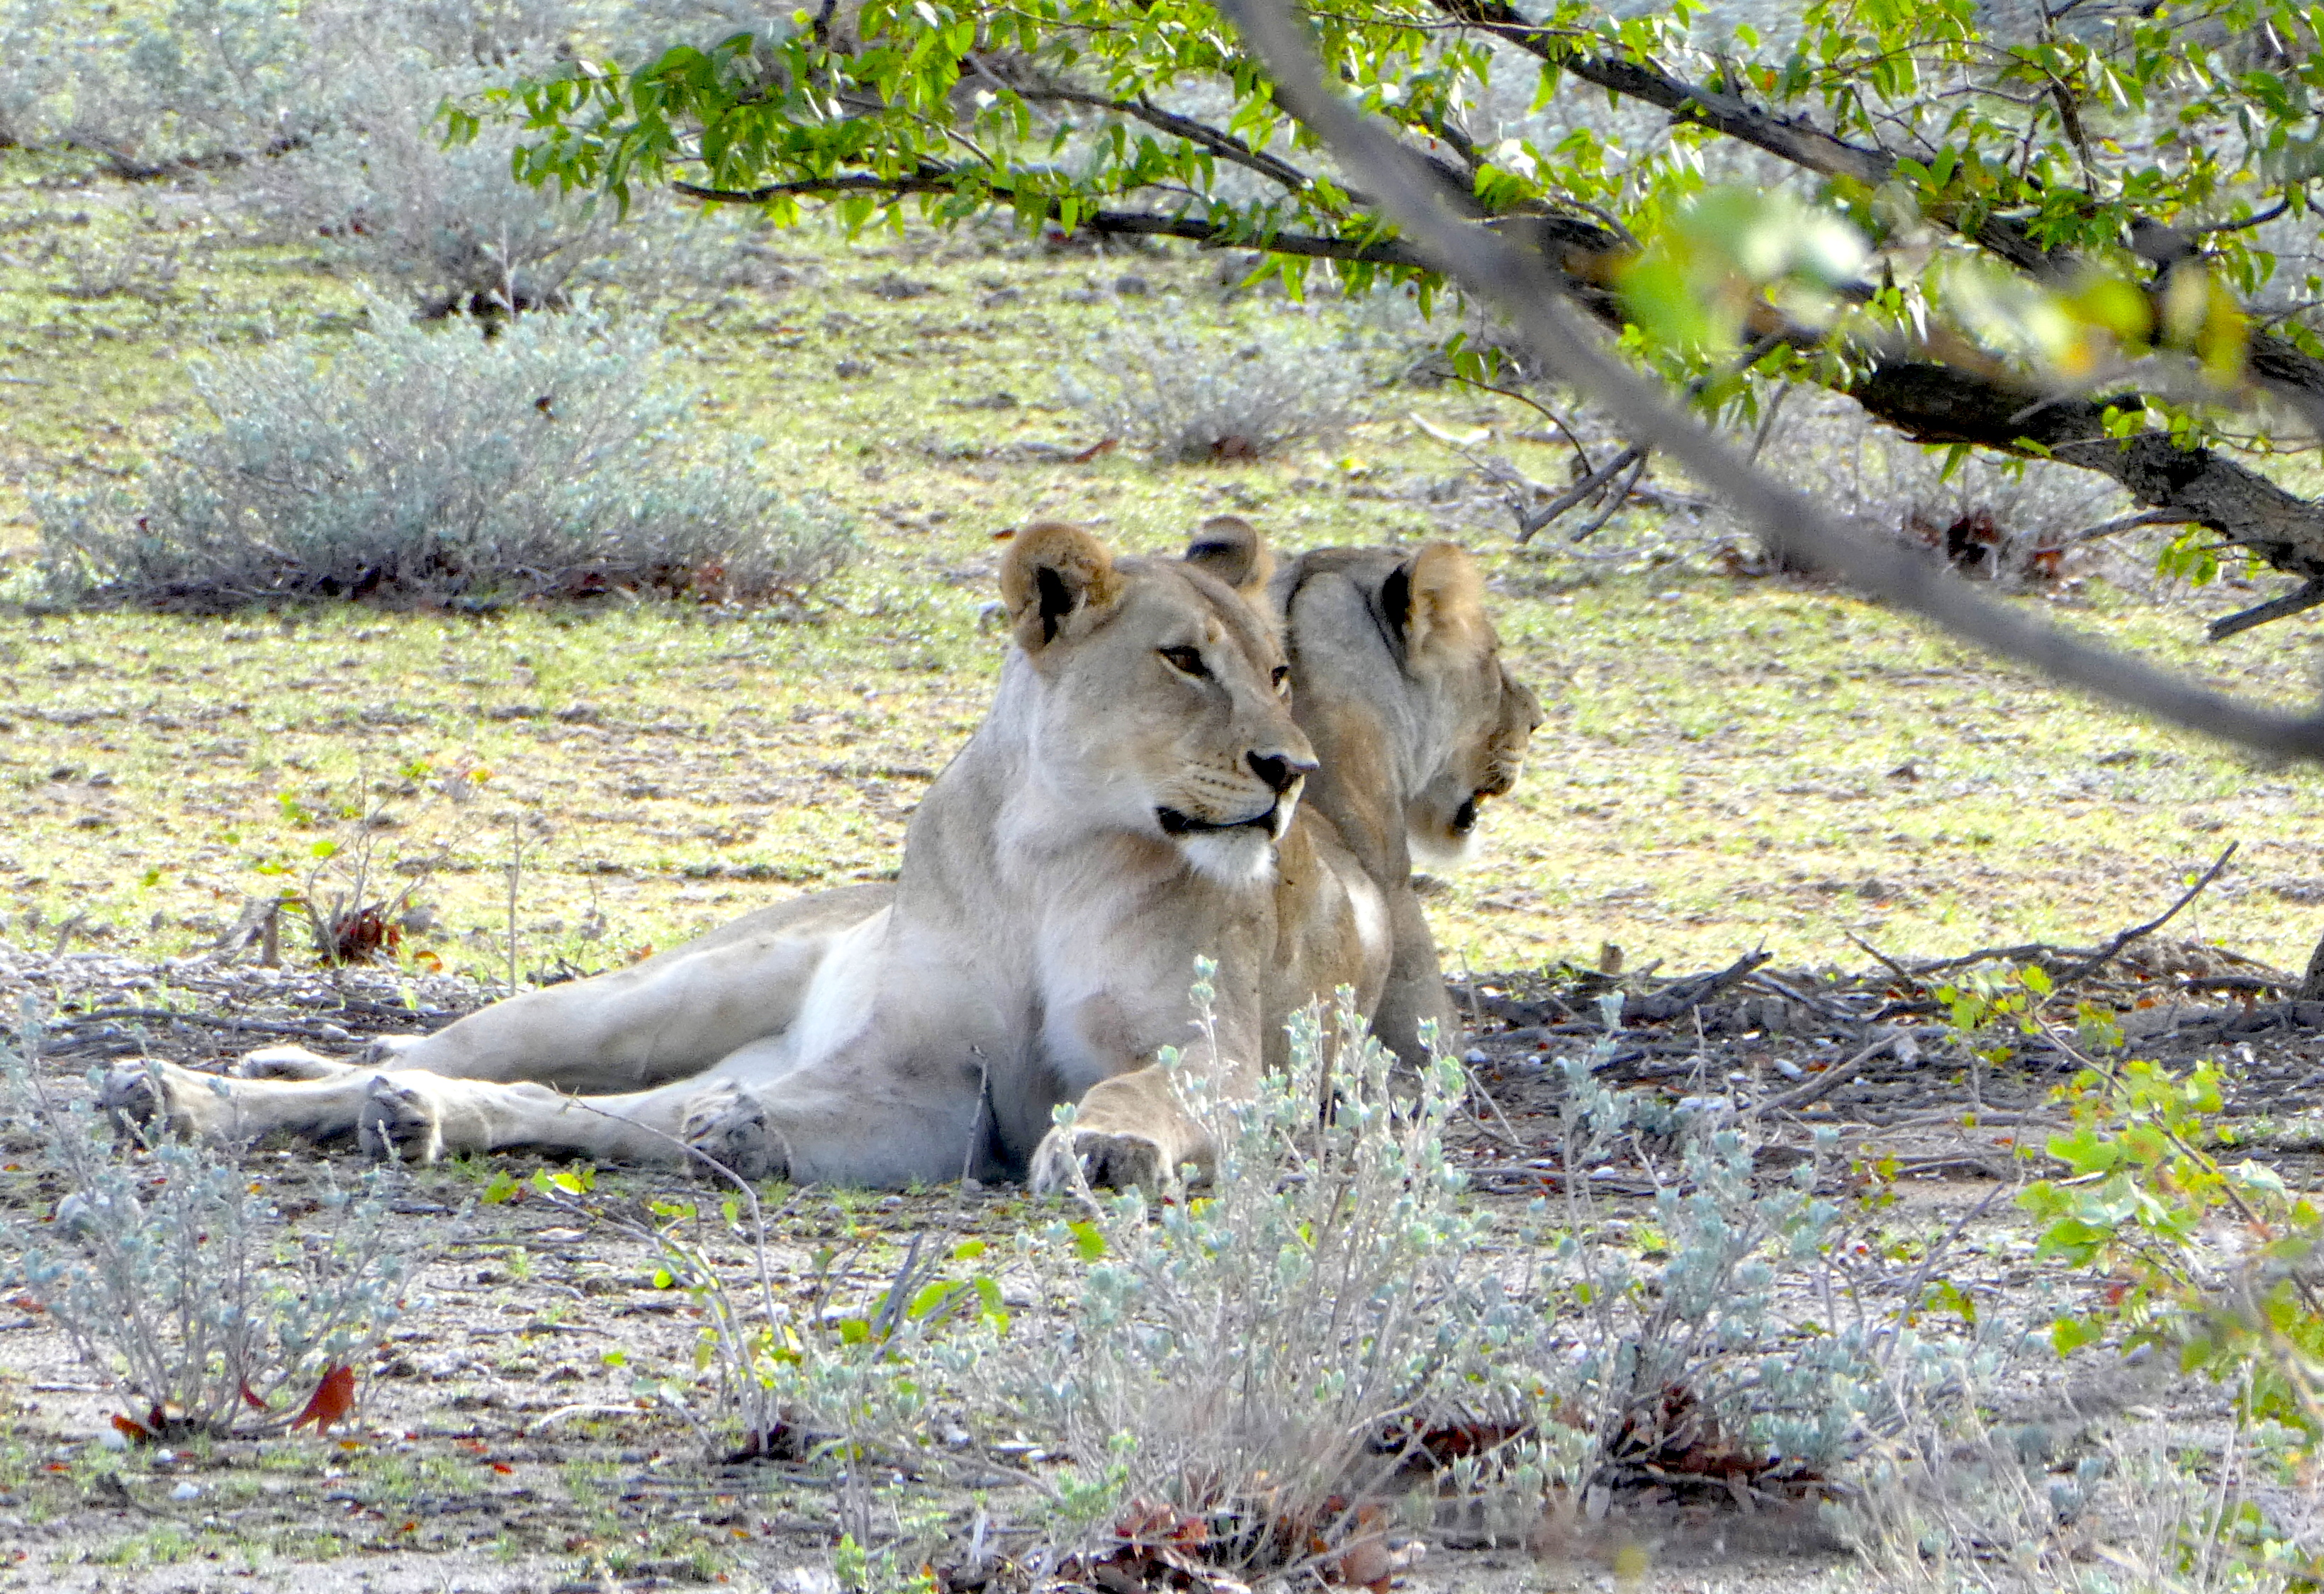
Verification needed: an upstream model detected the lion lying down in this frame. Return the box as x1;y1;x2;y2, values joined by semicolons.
107;522;1537;1191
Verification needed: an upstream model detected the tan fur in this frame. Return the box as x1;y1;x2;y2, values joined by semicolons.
1267;540;1542;1062
107;528;1385;1192
106;528;1537;1189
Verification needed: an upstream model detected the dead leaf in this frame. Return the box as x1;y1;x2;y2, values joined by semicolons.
291;1366;356;1435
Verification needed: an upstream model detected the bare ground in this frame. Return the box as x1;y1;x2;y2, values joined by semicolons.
1;926;2318;1593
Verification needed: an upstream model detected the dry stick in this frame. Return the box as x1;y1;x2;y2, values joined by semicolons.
2049;842;2238;987
1845;930;1922;991
2058;507;2190;546
1571;450;1650;544
1515;443;1641;542
1442;371;1597;476
1761;1031;1902;1116
1215;0;2324;763
2208;578;2324;642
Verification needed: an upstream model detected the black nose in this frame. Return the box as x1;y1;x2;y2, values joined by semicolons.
1247;750;1315;795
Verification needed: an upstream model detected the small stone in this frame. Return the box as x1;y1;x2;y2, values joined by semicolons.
170;1481;200;1501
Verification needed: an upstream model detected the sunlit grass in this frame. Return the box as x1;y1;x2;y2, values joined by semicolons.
4;146;2321;982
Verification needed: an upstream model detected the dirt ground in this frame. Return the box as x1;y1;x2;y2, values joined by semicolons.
1;928;2315;1593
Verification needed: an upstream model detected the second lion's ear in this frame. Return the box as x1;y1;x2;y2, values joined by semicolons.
1387;542;1489;665
1183;515;1274;601
1001;522;1123;652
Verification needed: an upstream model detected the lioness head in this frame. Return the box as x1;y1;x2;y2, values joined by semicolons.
1258;537;1542;869
1000;521;1315;885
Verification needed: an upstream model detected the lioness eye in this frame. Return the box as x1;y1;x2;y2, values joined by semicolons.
1160;646;1208;678
1271;666;1290;694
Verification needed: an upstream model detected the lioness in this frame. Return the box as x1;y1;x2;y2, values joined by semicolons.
107;524;1534;1190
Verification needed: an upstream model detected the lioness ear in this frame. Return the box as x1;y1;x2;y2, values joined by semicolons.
1183;515;1274;600
1386;543;1490;664
1000;521;1123;652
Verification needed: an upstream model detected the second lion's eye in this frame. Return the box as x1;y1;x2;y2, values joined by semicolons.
1160;646;1208;678
1271;665;1290;694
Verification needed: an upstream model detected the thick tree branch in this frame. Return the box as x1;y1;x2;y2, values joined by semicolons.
1428;0;2324;425
1223;0;2324;759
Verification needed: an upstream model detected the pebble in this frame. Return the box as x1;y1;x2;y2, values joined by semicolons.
170;1482;200;1501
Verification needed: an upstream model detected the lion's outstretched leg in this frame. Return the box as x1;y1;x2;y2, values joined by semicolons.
240;889;892;1096
347;1053;994;1186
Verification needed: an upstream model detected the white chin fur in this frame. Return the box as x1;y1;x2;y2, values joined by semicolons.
1408;826;1481;870
1180;829;1277;887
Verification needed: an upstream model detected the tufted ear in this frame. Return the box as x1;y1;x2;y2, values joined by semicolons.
1001;521;1123;652
1182;515;1274;601
1383;542;1490;665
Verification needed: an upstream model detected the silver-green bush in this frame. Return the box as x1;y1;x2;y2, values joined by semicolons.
1;1036;413;1438
38;296;855;610
1061;320;1374;462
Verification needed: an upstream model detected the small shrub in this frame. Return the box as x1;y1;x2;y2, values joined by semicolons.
1060;320;1374;462
1539;998;2003;1498
38;293;855;610
257;8;628;315
1012;980;1539;1566
1;1024;413;1438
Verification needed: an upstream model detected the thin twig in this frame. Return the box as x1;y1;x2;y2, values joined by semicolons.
1515;444;1641;543
2049;843;2238;987
1762;1031;1901;1114
1571;451;1650;544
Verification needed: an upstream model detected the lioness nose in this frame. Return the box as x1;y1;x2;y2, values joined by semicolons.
1247;750;1316;795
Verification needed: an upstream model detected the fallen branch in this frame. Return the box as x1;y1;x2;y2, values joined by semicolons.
1761;1031;1903;1115
1627;949;1773;1023
2207;580;2324;642
1515;444;1644;542
2048;843;2239;987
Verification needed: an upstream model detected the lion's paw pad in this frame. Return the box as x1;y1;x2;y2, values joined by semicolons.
357;1077;444;1164
680;1089;790;1183
1032;1127;1172;1195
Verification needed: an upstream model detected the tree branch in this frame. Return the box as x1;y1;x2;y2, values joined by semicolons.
666;148;2324;604
1221;0;2324;760
1430;0;2324;425
670;171;1430;264
2207;579;2324;641
1001;76;1320;195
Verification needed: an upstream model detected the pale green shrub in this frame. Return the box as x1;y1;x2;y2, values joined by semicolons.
1;1031;413;1438
1061;321;1375;462
38;295;854;610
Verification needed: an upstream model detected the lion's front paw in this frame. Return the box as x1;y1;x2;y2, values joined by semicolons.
357;1074;445;1164
237;1045;356;1082
681;1085;791;1182
1029;1124;1173;1196
101;1060;227;1142
354;1033;425;1068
